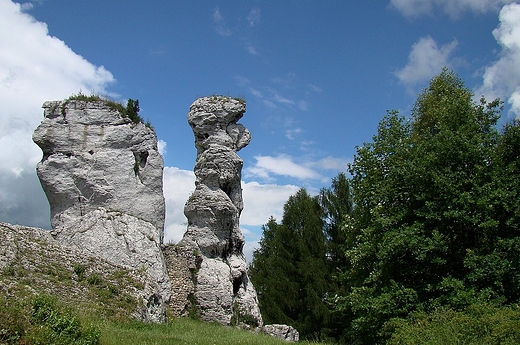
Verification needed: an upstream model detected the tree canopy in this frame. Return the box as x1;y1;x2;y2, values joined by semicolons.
249;69;520;344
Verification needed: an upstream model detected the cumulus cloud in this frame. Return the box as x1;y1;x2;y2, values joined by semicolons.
245;154;324;181
157;139;167;156
241;181;300;225
162;167;195;244
0;0;114;228
390;0;517;18
395;36;458;91
476;3;520;117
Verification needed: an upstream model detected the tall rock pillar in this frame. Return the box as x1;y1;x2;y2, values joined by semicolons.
179;96;262;327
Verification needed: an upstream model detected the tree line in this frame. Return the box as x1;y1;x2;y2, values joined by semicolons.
248;69;520;344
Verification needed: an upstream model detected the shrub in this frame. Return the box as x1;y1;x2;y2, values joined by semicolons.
30;294;100;345
385;303;520;345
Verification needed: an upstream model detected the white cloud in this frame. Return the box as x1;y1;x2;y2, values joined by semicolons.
241;181;299;225
245;154;323;181
272;92;295;106
0;0;114;228
395;36;458;91
476;3;520;117
285;128;303;140
249;87;263;98
309;156;350;171
390;0;517;18
19;2;33;11
263;99;276;108
308;84;323;93
213;7;232;36
157;139;167;156
246;45;259;55
247;8;261;27
162;167;195;244
241;226;261;263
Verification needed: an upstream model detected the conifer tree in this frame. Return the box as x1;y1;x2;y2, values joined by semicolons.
249;189;330;339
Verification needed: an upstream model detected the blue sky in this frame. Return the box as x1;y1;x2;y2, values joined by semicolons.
1;0;520;261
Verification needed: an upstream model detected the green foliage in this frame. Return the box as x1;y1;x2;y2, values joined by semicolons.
2;290;323;345
386;304;520;345
124;98;142;124
249;189;332;340
64;91;147;126
330;69;520;344
319;172;353;276
74;263;86;280
0;294;100;345
66;91;105;102
87;273;103;286
0;296;28;344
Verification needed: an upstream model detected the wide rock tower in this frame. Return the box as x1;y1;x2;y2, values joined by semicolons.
178;96;262;327
32;99;170;322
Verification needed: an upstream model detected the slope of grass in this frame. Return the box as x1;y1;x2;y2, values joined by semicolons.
97;317;294;345
0;224;326;344
1;293;319;345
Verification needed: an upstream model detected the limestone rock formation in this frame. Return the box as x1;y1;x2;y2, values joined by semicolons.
32;99;170;322
177;96;262;327
262;324;300;342
33;100;164;232
0;222;164;322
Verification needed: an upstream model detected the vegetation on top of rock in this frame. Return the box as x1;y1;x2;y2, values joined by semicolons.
205;94;246;105
64;91;153;128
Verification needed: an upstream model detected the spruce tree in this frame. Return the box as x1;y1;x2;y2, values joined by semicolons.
249;189;331;339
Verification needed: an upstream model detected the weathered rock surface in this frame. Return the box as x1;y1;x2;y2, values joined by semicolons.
33;100;165;232
176;96;262;327
162;244;196;317
0;222;165;322
262;324;300;342
32;100;170;321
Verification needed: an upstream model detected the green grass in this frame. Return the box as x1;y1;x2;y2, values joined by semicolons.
0;226;325;344
98;318;292;345
1;294;323;345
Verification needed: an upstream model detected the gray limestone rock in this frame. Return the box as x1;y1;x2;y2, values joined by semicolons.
178;96;262;327
33;100;165;232
0;222;166;323
32;99;170;321
262;324;300;342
